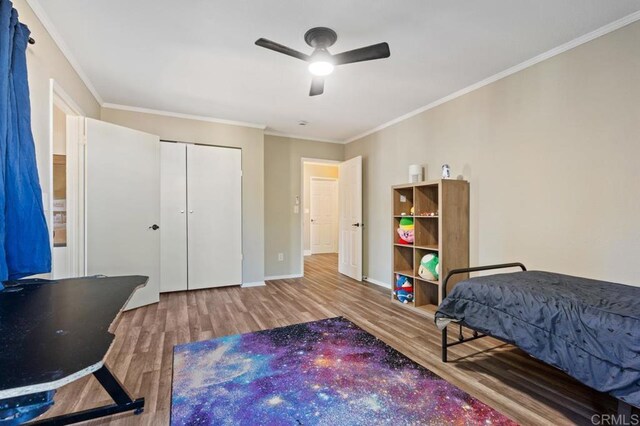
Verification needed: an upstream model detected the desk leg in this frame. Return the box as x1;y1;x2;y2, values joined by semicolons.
30;365;144;425
93;365;141;408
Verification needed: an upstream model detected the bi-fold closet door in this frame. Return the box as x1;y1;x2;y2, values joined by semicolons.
160;142;242;292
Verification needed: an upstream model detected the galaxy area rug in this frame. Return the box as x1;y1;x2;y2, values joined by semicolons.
171;317;515;425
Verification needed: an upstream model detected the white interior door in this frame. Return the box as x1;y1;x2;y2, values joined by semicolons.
85;118;160;310
160;142;188;292
338;156;363;281
310;179;338;254
187;144;242;289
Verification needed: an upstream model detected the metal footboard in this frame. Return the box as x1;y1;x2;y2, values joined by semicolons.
440;262;527;362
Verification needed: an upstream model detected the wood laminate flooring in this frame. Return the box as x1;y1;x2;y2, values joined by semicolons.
38;254;618;425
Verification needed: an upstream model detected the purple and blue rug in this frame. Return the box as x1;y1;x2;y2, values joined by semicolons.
171;317;515;425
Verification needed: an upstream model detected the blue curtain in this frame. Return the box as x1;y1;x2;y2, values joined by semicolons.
0;0;50;286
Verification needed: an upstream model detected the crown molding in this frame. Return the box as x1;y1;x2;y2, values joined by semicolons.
344;10;640;144
264;130;344;145
26;0;104;105
102;103;266;130
26;1;640;144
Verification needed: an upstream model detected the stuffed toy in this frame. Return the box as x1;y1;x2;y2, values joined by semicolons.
394;274;414;304
418;253;440;281
396;217;414;244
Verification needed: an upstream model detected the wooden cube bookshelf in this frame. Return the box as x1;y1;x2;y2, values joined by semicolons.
391;179;469;318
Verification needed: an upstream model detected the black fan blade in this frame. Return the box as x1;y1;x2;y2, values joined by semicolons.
255;38;311;61
309;77;324;96
332;42;390;65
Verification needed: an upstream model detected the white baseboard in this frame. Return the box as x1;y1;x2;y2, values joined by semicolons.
241;281;266;288
304;250;312;256
264;274;303;281
364;277;390;289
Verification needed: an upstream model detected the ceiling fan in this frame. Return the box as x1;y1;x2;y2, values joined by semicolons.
255;27;390;96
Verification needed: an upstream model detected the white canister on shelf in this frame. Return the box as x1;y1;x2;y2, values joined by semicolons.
409;164;423;183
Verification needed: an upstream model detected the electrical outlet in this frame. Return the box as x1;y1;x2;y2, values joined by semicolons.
278;253;284;262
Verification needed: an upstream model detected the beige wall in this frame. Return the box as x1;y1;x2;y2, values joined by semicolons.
101;107;265;284
346;21;640;287
16;0;100;221
303;164;339;253
264;135;344;278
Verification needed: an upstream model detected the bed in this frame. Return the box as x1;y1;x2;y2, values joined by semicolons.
434;263;640;414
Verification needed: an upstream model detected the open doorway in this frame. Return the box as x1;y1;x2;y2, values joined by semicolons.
301;159;340;274
50;80;85;279
300;156;363;281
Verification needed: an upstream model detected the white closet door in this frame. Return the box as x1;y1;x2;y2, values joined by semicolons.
160;142;188;292
187;144;242;289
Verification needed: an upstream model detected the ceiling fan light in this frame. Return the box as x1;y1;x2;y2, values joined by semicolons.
308;61;334;76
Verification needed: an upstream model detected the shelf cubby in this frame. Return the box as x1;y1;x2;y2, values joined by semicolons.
414;279;439;309
393;185;414;216
415;184;438;217
393;245;414;276
415;217;438;248
414;247;440;282
393;216;416;246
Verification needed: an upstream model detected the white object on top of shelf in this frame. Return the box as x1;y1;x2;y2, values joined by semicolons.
441;164;451;179
409;164;423;183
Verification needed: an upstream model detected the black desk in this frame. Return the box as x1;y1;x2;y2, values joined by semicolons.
0;275;148;425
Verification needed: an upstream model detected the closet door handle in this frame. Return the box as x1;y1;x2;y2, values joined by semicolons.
189;210;194;214
149;224;160;230
180;210;185;214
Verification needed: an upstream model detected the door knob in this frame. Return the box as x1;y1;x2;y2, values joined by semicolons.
149;224;160;230
352;223;361;227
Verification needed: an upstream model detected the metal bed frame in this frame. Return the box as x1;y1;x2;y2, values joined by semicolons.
440;262;526;363
438;262;634;417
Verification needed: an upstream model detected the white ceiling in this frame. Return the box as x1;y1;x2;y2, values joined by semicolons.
31;0;640;142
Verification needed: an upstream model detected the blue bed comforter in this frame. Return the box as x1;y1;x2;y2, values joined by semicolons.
435;271;640;407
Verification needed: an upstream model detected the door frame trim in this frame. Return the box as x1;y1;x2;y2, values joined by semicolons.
300;158;340;277
49;79;85;279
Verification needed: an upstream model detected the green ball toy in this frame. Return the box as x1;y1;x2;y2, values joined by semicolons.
419;253;439;281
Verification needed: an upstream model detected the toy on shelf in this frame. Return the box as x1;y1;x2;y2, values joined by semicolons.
396;217;414;244
418;253;440;281
394;274;414;304
418;211;438;217
400;207;415;217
